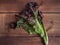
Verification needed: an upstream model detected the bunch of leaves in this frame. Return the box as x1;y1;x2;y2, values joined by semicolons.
16;2;48;45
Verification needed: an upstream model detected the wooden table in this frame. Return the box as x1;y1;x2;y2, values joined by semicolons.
0;0;60;45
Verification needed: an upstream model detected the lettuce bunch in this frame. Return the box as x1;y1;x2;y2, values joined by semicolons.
16;2;48;45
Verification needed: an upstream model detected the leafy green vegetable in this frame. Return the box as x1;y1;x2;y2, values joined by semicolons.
16;2;48;45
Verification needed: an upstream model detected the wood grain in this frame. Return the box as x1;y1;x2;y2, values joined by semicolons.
0;13;60;37
0;0;60;45
0;0;60;12
0;36;60;45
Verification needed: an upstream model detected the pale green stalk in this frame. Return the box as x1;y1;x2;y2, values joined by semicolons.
33;10;48;45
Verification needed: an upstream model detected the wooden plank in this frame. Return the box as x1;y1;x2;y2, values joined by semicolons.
0;14;7;36
0;0;60;12
39;0;60;12
43;14;60;36
0;0;42;12
0;4;18;12
0;15;3;31
0;0;17;3
0;13;60;36
0;36;60;45
0;14;16;36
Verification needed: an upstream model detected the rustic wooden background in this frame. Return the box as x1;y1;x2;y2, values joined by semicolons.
0;0;60;45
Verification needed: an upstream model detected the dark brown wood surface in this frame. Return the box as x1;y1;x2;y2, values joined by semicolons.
0;0;60;45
